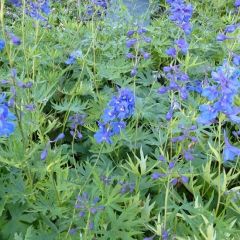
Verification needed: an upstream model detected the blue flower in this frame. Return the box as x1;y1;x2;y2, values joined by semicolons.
0;94;16;137
0;39;5;51
94;122;113;144
175;38;188;54
126;38;137;48
65;50;83;65
95;88;135;144
235;0;240;8
223;133;240;162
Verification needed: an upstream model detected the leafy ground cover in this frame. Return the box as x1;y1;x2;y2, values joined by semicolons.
0;0;240;239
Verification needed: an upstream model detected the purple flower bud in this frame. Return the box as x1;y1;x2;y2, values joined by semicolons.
158;155;166;161
130;67;137;77
90;207;97;214
181;175;189;183
143;37;152;43
166;47;177;57
166;108;173;121
41;148;48;160
126;38;137;48
126;52;135;59
224;24;238;33
235;0;240;8
142;52;151;59
151;172;165;180
162;230;169;240
10;34;21;46
216;33;229;41
1;80;9;84
175;38;188;54
79;211;85;217
127;30;135;37
25;104;35;111
233;54;240;66
52;133;65;142
171;178;178;186
168;161;175;169
89;221;94;230
69;228;77;235
137;28;147;34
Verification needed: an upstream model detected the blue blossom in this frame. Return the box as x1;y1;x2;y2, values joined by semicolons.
175;38;188;54
0;94;16;137
0;39;5;51
95;88;135;144
9;33;21;45
235;0;240;8
198;62;240;124
216;33;230;41
167;0;193;35
126;38;137;48
233;54;240;66
165;47;177;57
223;132;240;162
94;122;113;144
65;50;82;65
8;0;22;7
158;65;190;100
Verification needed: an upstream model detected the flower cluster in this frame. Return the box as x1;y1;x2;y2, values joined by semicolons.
2;69;34;111
74;192;105;231
85;0;108;18
216;23;239;42
65;50;83;65
94;88;135;144
235;0;240;8
223;132;240;162
125;26;151;77
9;0;51;22
119;181;135;194
158;65;190;100
68;114;84;140
167;0;193;35
198;61;240;125
0;94;16;137
166;38;189;58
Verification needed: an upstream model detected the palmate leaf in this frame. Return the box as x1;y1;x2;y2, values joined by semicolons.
1;204;37;239
51;98;88;113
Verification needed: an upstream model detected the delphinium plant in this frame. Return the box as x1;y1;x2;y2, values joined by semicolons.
0;0;239;240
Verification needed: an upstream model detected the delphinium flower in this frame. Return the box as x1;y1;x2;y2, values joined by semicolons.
235;0;240;8
8;32;21;46
167;0;193;35
74;192;105;231
158;65;190;100
166;38;189;57
40;133;65;160
68;114;85;140
223;132;240;162
171;175;189;185
125;26;151;76
9;0;51;22
94;88;135;144
100;175;112;185
0;93;16;137
0;39;5;51
85;0;108;18
233;54;240;66
65;50;83;65
7;0;22;7
118;181;135;194
217;22;239;42
198;61;240;125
